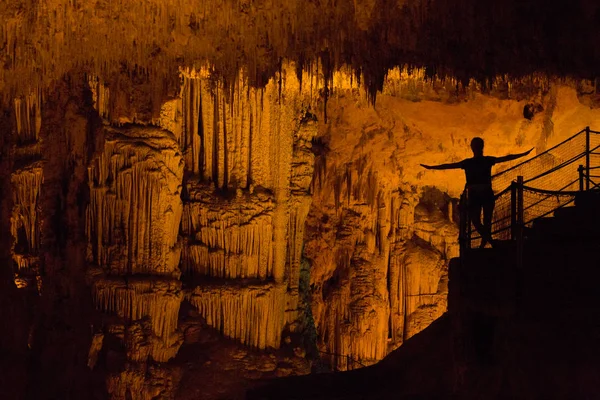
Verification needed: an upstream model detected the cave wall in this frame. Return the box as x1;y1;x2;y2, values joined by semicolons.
77;64;320;397
3;75;108;398
174;67;318;347
1;62;321;398
4;57;600;398
0;101;31;399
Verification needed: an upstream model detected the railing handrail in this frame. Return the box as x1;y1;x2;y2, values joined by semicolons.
522;151;586;185
492;128;588;181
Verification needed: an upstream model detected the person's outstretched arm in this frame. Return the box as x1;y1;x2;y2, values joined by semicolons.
495;148;534;163
420;161;463;170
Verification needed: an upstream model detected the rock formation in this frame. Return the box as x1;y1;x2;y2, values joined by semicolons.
86;126;184;277
176;68;318;349
61;65;318;397
84;124;184;396
305;153;458;370
10;89;44;292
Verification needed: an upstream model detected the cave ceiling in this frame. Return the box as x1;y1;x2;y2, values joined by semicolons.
1;0;600;103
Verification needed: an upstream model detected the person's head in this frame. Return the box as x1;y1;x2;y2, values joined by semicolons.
470;137;484;156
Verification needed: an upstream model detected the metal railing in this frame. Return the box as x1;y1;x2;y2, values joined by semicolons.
460;126;600;254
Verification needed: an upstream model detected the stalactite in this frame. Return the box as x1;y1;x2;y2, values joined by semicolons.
88;268;183;352
387;240;448;344
285;118;318;325
10;164;43;255
181;183;275;279
177;64;319;350
13;89;42;144
187;283;286;349
12;254;38;272
85;123;186;381
87;75;110;120
86;126;184;276
180;66;312;192
319;250;390;371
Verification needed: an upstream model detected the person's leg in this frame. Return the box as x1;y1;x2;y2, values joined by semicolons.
468;202;487;247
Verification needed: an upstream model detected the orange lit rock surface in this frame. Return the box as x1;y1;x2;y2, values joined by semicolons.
176;68;317;349
84;125;185;396
86;126;184;277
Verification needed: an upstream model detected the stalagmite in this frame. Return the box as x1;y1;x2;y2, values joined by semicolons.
106;363;180;400
89;269;182;340
87;333;105;369
88;268;184;362
309;191;393;370
388;240;449;344
303;79;467;369
285;118;318;325
86;123;186;385
309;183;454;370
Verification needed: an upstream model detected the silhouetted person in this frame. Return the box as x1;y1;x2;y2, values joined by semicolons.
421;138;533;248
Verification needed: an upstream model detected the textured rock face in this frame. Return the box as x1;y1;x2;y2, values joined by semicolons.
86;126;184;277
306;173;457;370
388;239;449;342
0;1;598;398
181;184;276;280
78;65;318;397
10;90;44;291
187;283;286;349
85;125;185;397
2;0;600;107
175;68;318;349
11;163;43;286
89;270;184;361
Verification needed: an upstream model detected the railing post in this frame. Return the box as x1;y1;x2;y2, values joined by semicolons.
511;181;517;240
578;165;585;192
459;190;469;255
466;195;472;249
516;176;524;271
586;126;590;191
515;176;524;317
